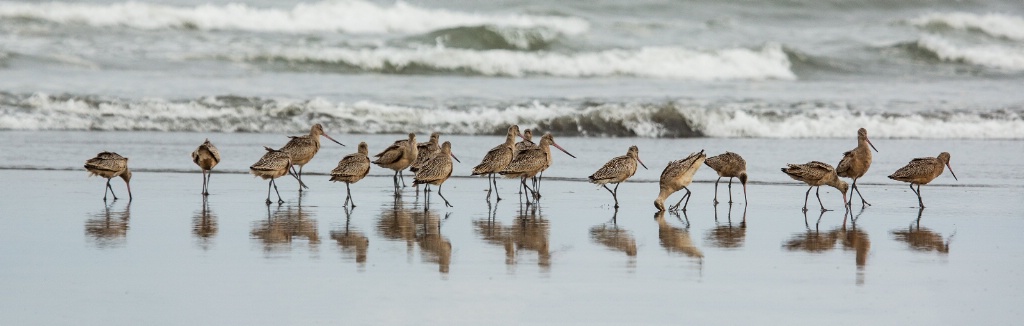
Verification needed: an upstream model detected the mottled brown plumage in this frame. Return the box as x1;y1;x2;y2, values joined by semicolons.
888;152;957;208
836;128;878;207
279;124;345;188
413;141;457;208
85;151;132;201
472;125;521;201
589;145;647;208
251;146;305;204
515;128;536;152
781;161;849;212
500;133;575;203
330;142;371;208
409;132;441;173
191;138;221;195
704;151;747;204
654;150;705;211
374;133;419;193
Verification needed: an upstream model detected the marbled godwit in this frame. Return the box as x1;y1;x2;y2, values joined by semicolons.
515;128;536;152
499;133;575;203
589;145;648;208
84;151;132;201
837;128;879;208
330;142;371;208
704;151;747;205
654;150;705;212
472;125;522;201
413;141;458;208
191;138;221;196
374;133;418;194
887;152;957;208
279;123;345;189
250;146;307;205
781;161;849;212
409;132;441;174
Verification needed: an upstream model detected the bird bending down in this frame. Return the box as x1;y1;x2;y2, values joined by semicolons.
589;145;647;208
781;161;848;212
414;141;458;208
191;138;221;196
85;151;133;201
888;152;957;208
373;133;419;194
837;128;879;208
499;133;575;204
703;151;747;205
278;123;345;190
251;146;307;205
472;125;522;201
654;150;705;211
330;142;371;208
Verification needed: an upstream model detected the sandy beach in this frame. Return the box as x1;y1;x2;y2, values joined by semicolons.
1;131;1022;325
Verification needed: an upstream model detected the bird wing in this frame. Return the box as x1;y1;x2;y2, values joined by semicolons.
589;155;634;182
501;148;544;174
374;140;407;159
662;151;703;181
331;154;370;177
251;151;290;171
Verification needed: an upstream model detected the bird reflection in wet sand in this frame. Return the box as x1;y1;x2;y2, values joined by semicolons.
654;211;704;260
589;209;638;261
705;204;747;249
891;208;952;254
192;197;218;250
250;196;320;255
784;210;871;285
473;204;551;272
415;210;452;274
783;211;837;252
331;207;369;268
85;200;131;249
376;199;417;257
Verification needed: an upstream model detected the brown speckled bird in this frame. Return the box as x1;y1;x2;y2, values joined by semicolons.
191;138;221;196
413;141;458;208
837;128;879;208
251;146;306;205
654;150;705;212
330;142;371;208
589;145;647;208
515;128;536;152
888;152;957;208
500;133;575;204
409;132;441;173
279;123;345;188
374;133;419;194
472;125;522;201
85;151;132;201
704;151;747;205
781;161;849;212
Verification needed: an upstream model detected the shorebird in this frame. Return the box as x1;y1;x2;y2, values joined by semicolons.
409;132;441;174
374;133;419;194
704;151;747;204
330;142;371;208
781;161;849;212
500;133;575;203
279;123;345;189
191;138;221;196
84;151;132;201
516;128;536;152
888;152;958;208
472;125;522;201
837;128;879;207
654;150;705;211
589;145;648;208
251;146;307;205
413;141;458;208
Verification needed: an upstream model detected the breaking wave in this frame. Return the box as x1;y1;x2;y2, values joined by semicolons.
908;12;1024;41
914;34;1024;71
2;93;1022;139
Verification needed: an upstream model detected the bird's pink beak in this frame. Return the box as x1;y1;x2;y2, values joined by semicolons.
127;182;132;201
552;142;576;158
450;153;461;163
867;138;878;152
946;163;958;181
637;157;648;170
323;133;345;147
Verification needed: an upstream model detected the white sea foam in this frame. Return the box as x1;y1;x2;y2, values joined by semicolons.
0;0;589;35
909;12;1024;41
234;43;795;80
917;35;1024;71
2;94;1022;139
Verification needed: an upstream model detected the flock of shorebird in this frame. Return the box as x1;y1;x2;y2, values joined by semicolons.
83;125;957;210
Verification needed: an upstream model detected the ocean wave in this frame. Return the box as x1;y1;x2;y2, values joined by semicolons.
0;0;589;35
2;93;1022;139
405;26;561;51
915;35;1024;71
908;12;1024;41
226;44;795;80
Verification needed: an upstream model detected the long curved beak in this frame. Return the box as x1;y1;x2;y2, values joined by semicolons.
637;157;648;170
867;138;878;152
552;142;576;158
323;133;346;147
946;163;958;181
450;153;461;163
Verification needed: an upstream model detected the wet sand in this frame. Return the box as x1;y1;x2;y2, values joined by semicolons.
1;131;1022;325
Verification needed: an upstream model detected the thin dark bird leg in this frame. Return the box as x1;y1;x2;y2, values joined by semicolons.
399;170;407;188
492;173;502;201
815;186;830;212
205;170;212;195
613;183;620;208
713;177;721;205
265;180;273;205
438;183;453;207
201;170;207;195
273;179;284;204
107;179;118;200
670;187;691;211
602;184;617;208
297;165;304;192
916;184;925;208
852;178;870;207
521;177;534;205
802;186;812;212
345;182;355;208
728;178;734;203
